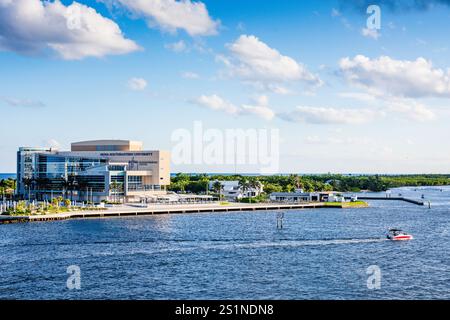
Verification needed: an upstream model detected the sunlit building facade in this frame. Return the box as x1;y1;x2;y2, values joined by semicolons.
16;140;170;203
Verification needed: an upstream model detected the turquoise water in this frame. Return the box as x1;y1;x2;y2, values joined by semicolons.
0;187;449;299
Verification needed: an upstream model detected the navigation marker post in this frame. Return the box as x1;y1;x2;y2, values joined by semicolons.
276;211;284;229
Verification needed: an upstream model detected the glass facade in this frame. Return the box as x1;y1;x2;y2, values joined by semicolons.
76;176;106;193
20;154;108;197
16;143;168;202
127;175;142;191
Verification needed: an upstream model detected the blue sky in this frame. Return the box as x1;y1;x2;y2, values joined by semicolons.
1;0;450;173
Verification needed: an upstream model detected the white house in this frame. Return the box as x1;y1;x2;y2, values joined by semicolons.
326;194;346;202
209;180;263;201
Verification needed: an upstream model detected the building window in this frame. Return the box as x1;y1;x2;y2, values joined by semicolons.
127;176;143;191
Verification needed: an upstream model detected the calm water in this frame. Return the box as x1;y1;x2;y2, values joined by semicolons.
1;187;449;300
0;173;15;180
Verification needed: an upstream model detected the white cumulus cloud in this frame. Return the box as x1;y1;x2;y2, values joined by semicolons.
192;94;240;115
181;71;200;79
191;94;275;120
219;35;322;92
0;0;140;60
384;97;436;122
0;96;45;108
338;92;436;122
338;92;377;102
240;95;275;120
128;77;148;91
339;55;450;98
105;0;219;36
304;135;373;145
44;138;62;150
361;28;380;39
165;40;188;53
278;106;381;125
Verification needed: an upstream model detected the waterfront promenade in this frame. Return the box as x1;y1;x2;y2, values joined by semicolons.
1;194;428;224
0;201;349;224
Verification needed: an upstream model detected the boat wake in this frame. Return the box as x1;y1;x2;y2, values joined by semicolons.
0;237;388;252
198;238;388;251
117;238;390;256
2;237;391;263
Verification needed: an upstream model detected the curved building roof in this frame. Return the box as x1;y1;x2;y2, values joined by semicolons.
71;140;143;152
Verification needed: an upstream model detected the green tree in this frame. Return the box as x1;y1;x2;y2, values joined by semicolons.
238;179;251;202
110;181;120;203
289;174;304;190
212;181;224;200
263;183;283;194
174;173;190;193
249;178;262;196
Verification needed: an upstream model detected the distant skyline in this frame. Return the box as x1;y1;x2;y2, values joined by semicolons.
1;0;450;174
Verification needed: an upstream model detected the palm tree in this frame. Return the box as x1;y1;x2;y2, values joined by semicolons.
22;177;33;201
77;180;89;203
248;178;263;203
0;180;6;201
11;179;17;198
212;181;223;200
67;175;77;202
289;174;304;191
175;173;190;193
249;179;262;196
61;176;70;200
110;181;119;203
35;177;50;201
238;179;250;202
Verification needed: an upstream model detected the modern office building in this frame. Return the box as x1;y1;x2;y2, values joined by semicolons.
16;140;170;203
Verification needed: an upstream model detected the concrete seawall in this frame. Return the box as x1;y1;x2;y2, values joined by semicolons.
0;196;425;224
0;202;343;224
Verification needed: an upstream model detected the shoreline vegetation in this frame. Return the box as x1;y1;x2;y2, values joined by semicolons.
169;173;450;198
325;201;369;208
4;199;107;216
0;202;355;224
5;201;71;216
0;198;372;219
1;173;445;221
1;173;449;204
2;174;450;201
